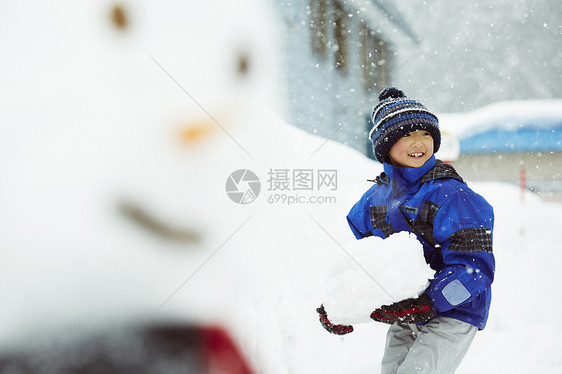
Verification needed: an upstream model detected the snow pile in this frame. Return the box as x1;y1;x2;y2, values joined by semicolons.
322;232;434;325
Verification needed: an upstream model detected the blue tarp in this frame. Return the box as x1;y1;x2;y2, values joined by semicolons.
460;124;562;154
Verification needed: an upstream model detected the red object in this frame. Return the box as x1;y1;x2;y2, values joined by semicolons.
370;294;436;325
0;323;256;373
201;326;255;374
316;305;354;335
371;304;431;320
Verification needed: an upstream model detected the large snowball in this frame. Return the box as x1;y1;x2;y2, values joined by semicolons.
322;231;435;325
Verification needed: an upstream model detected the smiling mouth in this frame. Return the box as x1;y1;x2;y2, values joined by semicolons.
408;152;425;158
118;201;201;244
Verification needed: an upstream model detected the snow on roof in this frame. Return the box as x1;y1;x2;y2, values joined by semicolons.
438;99;562;139
438;99;562;153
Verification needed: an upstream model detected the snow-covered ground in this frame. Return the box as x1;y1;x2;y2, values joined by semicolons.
206;126;562;374
253;175;562;374
1;1;561;373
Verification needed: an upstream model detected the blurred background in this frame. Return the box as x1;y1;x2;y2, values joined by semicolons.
274;0;562;200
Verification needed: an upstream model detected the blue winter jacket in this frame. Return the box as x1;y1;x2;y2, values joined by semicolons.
346;156;495;329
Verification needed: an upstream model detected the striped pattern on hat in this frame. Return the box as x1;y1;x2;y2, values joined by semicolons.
369;88;441;163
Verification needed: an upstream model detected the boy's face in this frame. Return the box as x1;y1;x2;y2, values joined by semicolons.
388;130;434;168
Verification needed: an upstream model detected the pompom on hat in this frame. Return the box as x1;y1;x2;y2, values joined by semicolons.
369;87;441;163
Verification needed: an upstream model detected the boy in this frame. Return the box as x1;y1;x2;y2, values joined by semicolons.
317;88;495;374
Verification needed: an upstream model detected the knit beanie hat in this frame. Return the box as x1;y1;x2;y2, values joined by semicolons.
369;87;441;163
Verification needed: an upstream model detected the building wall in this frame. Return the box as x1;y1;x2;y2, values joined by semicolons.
274;0;407;157
452;152;562;202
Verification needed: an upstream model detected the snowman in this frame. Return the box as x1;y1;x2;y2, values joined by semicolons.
0;1;434;372
0;0;283;371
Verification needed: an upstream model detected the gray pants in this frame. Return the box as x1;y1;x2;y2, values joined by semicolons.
380;317;478;374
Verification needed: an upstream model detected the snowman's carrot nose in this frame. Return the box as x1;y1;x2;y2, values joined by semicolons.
179;119;219;144
178;110;234;144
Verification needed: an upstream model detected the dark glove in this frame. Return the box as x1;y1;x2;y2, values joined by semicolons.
370;293;436;325
316;304;354;335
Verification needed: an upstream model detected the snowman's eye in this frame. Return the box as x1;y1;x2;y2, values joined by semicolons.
110;4;129;30
236;51;251;79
